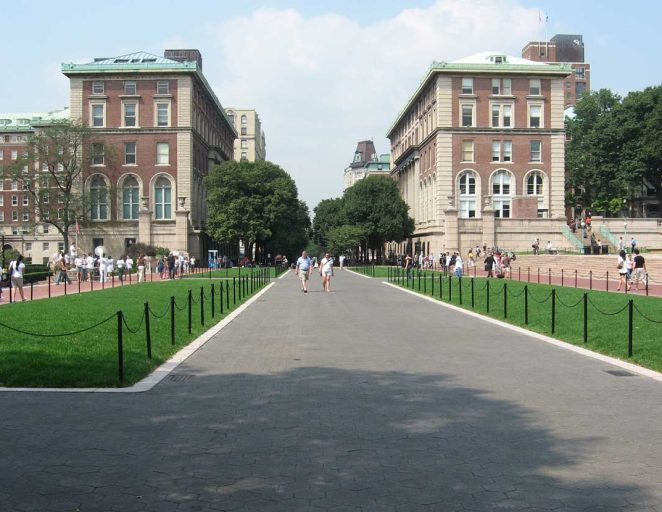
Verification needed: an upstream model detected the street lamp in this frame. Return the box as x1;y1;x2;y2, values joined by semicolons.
624;222;628;251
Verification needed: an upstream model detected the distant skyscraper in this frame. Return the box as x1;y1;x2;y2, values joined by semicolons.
225;109;266;162
522;34;590;108
343;140;390;190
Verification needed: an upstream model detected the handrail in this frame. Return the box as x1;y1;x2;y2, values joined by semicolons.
561;225;584;250
598;225;619;248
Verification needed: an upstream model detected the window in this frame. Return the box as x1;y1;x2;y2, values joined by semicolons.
156;81;169;94
11;180;18;190
0;212;3;222
502;78;511;95
529;105;542;128
90;175;108;220
461;104;474;127
11;150;18;160
91;103;105;127
491;170;512;218
156;103;169;127
491;78;500;95
23;212;29;222
240;152;247;161
458;172;477;218
576;82;587;97
241;127;247;136
461;141;474;162
124;142;136;165
241;139;248;149
575;67;585;79
0;196;3;206
461;78;473;94
43;224;49;234
92;81;104;94
527;172;544;195
156;143;169;165
25;242;32;252
58;242;64;252
529;79;541;96
123;102;137;127
124;81;137;95
12;210;18;221
0;150;3;159
154;177;172;219
530;140;542;162
11;195;18;206
91;143;104;165
122;176;139;220
240;114;247;125
22;194;28;206
491;140;512;162
491;104;512;128
43;242;50;251
503;141;512;162
492;141;500;162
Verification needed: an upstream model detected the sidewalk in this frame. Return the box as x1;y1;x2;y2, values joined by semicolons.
0;270;660;511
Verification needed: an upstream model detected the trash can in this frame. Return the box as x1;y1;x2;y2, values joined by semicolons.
592;245;601;255
583;246;591;255
601;245;609;255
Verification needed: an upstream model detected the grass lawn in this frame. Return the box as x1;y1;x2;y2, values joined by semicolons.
0;274;270;388
182;266;279;279
350;266;662;373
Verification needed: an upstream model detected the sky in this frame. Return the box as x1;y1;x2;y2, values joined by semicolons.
1;0;661;211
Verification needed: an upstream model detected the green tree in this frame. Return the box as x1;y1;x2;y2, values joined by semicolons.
326;225;368;255
312;197;345;247
204;160;309;261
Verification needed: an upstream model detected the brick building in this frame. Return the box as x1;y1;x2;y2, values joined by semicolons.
522;34;590;108
225;108;266;162
387;52;571;256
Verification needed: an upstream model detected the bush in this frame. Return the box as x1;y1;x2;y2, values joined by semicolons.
155;246;171;257
23;271;50;284
126;243;158;258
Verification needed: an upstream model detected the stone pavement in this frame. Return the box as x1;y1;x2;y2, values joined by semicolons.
1;270;661;511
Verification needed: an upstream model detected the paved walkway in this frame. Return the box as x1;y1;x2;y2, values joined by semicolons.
1;270;661;511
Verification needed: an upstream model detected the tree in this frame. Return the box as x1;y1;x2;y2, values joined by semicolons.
326;225;368;255
312;197;345;247
204;160;309;261
3;120;112;254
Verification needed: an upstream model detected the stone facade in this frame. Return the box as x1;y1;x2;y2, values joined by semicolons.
387;52;571;255
225;108;266;162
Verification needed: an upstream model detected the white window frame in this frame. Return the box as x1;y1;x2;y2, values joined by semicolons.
491;78;501;95
0;196;3;206
156;81;169;94
154;176;173;220
90;102;106;128
43;242;50;251
241;139;248;149
12;210;18;221
503;141;512;162
461;77;473;95
11;195;18;206
121;175;140;221
89;175;109;221
0;211;3;222
124;81;137;95
529;79;542;96
502;78;512;95
155;101;171;127
124;142;137;165
460;102;475;127
156;143;169;165
528;103;543;128
490;103;514;128
23;212;29;222
0;150;3;159
530;140;542;162
458;171;478;219
91;143;105;166
11;149;18;160
22;194;28;206
92;81;105;94
461;140;474;162
122;101;139;128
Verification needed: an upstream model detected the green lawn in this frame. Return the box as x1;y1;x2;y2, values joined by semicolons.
351;266;662;373
182;266;279;279
0;274;271;388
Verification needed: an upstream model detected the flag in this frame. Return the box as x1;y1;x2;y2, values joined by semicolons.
538;10;542;24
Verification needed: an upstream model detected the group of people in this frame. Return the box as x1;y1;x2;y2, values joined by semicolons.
295;250;335;293
50;250;149;284
617;248;648;292
155;253;196;280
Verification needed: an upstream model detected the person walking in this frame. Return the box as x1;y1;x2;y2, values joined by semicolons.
454;253;463;278
630;237;637;253
137;254;146;283
157;256;165;279
617;249;629;292
9;255;27;302
167;253;176;280
339;254;345;270
117;256;126;282
296;250;312;293
484;252;495;278
85;253;95;282
532;238;540;255
632;249;647;291
404;253;413;280
320;252;334;292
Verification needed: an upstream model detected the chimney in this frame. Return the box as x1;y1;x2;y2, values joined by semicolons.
164;49;203;70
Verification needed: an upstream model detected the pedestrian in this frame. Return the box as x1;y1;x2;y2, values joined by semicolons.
9;255;27;302
630;237;637;253
320;252;334;292
85;252;94;282
454;252;463;278
74;254;83;281
56;253;72;285
617;249;629;292
532;238;540;255
404;253;413;279
484;252;495;278
339;254;345;270
618;236;625;252
167;253;176;280
137;254;146;283
125;255;134;280
116;255;125;282
99;254;108;283
296;250;312;293
632;249;647;291
157;256;165;279
467;248;475;268
107;255;114;281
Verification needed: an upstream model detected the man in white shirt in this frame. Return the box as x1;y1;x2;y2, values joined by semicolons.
85;253;94;282
125;256;134;280
74;255;83;282
295;251;312;293
339;254;345;270
117;256;126;282
454;253;464;278
99;255;108;283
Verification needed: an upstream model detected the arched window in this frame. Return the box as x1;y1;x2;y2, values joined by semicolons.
458;171;477;218
122;176;139;220
154;177;172;220
491;170;512;218
241;114;247;125
526;171;547;217
90;175;108;220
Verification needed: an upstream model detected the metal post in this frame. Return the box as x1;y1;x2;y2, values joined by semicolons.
200;287;205;325
418;270;421;291
583;293;588;343
78;275;81;294
518;267;521;281
574;269;578;288
233;277;236;304
561;269;564;287
64;275;67;295
170;296;176;346
448;274;452;302
527;267;530;282
646;273;649;297
471;277;475;308
48;274;51;298
487;279;490;313
504;282;507;318
524;285;528;325
226;280;230;309
144;302;152;359
30;281;33;301
439;273;443;299
188;289;192;334
211;283;215;318
112;273;115;288
220;282;224;314
548;268;551;285
551;289;556;334
606;271;609;292
423;272;427;294
117;311;124;383
431;271;434;296
628;299;633;357
458;277;462;305
537;268;540;284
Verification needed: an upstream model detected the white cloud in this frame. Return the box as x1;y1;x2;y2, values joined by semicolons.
206;0;543;209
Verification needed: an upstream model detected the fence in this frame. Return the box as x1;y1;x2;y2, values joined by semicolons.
0;268;272;384
386;266;662;361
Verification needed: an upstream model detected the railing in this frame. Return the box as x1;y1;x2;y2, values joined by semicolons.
598;225;620;248
561;224;585;250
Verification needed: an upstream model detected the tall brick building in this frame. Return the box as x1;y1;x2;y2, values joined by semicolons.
59;49;236;259
388;52;571;256
522;34;590;108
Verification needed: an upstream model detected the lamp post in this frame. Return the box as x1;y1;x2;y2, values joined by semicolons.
624;222;628;251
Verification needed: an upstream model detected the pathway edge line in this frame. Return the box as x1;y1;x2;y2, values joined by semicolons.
0;282;275;394
383;281;662;383
346;269;373;280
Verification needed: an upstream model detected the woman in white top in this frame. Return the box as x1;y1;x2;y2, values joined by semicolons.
320;253;334;292
99;256;108;283
617;250;629;292
9;255;27;301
